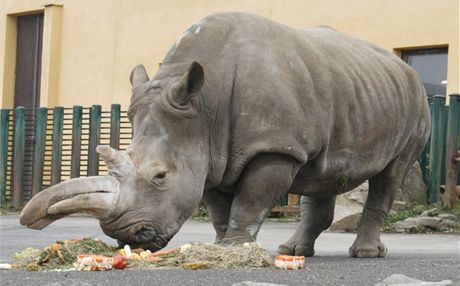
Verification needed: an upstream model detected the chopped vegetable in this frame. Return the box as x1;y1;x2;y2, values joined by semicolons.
274;255;305;269
112;255;128;269
76;254;114;271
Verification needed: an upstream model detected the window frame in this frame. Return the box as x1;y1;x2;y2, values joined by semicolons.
400;47;448;98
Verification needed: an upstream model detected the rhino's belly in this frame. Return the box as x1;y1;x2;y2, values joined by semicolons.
289;175;369;197
289;149;390;196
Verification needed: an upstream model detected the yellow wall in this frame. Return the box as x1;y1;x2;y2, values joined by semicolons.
1;0;459;110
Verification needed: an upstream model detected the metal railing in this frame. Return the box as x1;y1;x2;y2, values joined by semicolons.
425;94;460;208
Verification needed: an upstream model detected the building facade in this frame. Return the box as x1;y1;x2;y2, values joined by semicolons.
1;0;459;110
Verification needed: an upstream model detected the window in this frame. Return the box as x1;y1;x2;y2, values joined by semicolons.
401;48;448;99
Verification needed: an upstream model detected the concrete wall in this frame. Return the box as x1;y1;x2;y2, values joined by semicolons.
1;0;458;109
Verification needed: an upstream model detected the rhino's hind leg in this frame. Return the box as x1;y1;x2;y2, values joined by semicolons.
349;167;399;258
222;154;301;244
202;188;234;242
350;143;420;258
349;175;392;257
278;195;335;256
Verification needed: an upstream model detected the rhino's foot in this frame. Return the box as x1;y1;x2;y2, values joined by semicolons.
218;236;255;246
349;240;387;258
217;230;255;246
213;229;227;243
277;241;314;257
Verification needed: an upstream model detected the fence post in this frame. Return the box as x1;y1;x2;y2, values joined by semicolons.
88;105;101;176
440;105;449;185
31;108;47;196
458;101;460;186
419;141;430;186
51;107;64;185
71;106;82;178
0;109;10;206
110;104;121;150
13;107;25;209
444;94;460;208
419;100;433;188
427;95;445;204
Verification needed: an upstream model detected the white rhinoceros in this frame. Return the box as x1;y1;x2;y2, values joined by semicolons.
21;12;430;258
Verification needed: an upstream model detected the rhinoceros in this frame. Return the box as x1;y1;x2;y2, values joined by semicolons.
20;12;430;258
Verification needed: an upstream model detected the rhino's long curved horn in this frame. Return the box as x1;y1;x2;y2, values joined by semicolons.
20;176;118;230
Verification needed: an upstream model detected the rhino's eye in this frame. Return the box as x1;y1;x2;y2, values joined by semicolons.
151;171;168;186
155;172;166;180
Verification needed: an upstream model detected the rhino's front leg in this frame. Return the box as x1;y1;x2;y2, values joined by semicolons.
202;188;234;242
222;154;301;244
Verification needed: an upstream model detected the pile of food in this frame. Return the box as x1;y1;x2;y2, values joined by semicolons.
12;238;278;271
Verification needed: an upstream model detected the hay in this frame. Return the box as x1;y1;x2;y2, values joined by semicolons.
153;242;272;269
12;247;41;270
13;238;117;270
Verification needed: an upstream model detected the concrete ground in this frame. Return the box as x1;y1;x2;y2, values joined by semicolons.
0;215;459;286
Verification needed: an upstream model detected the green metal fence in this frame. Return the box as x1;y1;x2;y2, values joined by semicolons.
443;94;460;208
1;95;459;209
0;104;131;208
421;94;460;208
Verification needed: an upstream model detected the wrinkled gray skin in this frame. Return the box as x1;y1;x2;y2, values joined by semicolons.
20;12;430;257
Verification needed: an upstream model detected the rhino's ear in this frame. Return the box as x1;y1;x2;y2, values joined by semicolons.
169;61;204;108
130;65;150;91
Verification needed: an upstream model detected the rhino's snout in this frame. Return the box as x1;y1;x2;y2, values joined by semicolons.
134;226;158;243
120;229;170;252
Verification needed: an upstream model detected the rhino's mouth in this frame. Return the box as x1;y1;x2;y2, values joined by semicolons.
116;226;170;251
135;226;157;242
130;227;170;251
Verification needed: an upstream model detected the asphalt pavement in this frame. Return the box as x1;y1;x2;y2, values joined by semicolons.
0;215;459;286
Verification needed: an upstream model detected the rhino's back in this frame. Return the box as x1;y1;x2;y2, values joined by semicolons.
292;27;430;174
163;13;430;189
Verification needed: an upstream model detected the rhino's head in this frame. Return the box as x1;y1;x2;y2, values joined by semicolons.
20;61;209;251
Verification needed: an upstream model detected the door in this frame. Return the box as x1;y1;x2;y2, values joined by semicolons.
14;13;44;108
